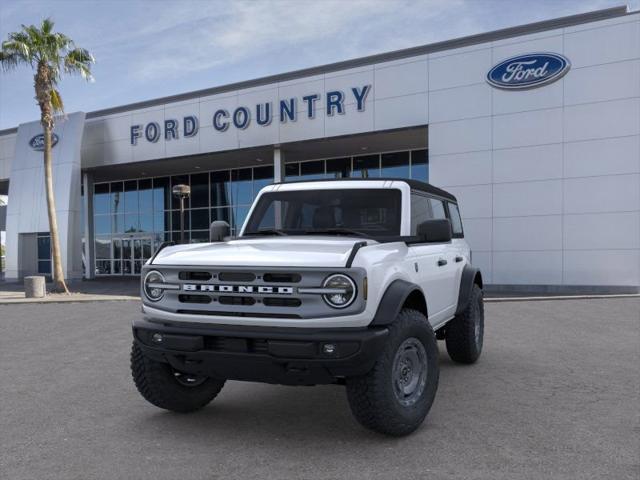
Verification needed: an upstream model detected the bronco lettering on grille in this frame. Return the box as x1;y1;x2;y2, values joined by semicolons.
182;284;294;294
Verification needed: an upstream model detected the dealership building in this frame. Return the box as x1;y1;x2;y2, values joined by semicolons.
0;5;638;292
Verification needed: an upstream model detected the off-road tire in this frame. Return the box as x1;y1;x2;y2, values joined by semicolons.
131;342;225;413
345;309;439;436
445;284;484;364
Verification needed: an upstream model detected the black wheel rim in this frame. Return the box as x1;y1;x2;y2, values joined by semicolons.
392;337;428;407
172;369;207;387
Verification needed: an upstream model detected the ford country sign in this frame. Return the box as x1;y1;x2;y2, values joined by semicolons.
487;53;570;90
29;133;59;151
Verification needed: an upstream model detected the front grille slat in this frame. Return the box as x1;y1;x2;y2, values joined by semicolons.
263;297;301;307
219;272;256;282
176;309;301;319
179;271;212;281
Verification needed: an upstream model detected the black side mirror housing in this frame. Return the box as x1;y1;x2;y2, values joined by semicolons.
417;219;452;243
210;220;230;242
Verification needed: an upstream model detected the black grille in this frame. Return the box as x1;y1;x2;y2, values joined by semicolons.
203;336;270;354
178;294;212;304
263;273;301;283
219;296;256;306
219;272;256;282
263;297;302;307
179;271;212;281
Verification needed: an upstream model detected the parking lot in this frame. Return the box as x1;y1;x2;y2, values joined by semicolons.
1;297;638;480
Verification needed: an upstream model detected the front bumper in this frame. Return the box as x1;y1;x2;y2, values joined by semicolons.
133;318;389;386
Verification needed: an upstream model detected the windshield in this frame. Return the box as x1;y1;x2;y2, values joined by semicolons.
242;188;402;238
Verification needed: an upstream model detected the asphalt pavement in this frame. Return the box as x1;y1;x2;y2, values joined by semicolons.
0;298;638;480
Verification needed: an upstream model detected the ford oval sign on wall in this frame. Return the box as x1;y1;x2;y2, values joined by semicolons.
487;53;570;90
29;133;59;151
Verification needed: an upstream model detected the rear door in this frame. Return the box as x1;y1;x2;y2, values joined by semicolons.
427;197;459;319
446;202;468;305
408;193;458;325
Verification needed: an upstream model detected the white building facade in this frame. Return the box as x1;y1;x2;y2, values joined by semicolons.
0;6;638;293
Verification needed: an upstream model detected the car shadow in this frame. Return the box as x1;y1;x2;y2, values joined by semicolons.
127;349;469;445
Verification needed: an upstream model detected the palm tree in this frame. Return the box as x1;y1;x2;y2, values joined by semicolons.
0;18;94;293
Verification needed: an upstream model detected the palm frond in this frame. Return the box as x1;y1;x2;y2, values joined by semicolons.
0;51;20;70
41;17;54;35
50;88;64;113
64;47;94;81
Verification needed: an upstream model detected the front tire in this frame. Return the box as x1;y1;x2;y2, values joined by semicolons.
345;309;439;436
445;284;484;364
131;342;225;413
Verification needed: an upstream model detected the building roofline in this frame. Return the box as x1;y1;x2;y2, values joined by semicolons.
0;5;631;136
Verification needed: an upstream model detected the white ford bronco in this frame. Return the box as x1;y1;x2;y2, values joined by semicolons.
131;178;484;436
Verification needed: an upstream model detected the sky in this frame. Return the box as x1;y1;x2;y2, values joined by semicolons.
0;0;637;130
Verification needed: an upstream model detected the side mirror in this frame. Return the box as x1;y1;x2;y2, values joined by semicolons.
417;219;452;243
210;221;230;242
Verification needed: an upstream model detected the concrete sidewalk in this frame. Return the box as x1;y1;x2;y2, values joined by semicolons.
0;277;139;303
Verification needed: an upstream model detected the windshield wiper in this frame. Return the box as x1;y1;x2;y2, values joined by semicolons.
245;228;287;236
305;228;370;238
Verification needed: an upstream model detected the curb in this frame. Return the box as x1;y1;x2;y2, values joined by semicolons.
485;293;640;303
0;295;140;305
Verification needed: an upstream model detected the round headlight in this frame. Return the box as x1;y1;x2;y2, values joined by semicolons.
322;274;356;309
143;270;165;302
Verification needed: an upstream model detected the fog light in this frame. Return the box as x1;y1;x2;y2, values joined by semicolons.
152;333;163;344
322;343;336;354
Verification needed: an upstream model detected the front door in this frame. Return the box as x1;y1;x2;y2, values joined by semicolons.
113;236;153;275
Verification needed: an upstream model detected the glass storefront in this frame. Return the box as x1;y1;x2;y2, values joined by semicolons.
285;149;428;182
92;149;427;275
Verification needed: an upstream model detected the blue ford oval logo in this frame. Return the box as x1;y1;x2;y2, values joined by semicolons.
487;53;570;90
29;133;59;151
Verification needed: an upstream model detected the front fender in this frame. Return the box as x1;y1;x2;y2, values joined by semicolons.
369;279;425;326
455;265;483;315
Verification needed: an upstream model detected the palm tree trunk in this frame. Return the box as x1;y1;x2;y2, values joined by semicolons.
43;123;69;294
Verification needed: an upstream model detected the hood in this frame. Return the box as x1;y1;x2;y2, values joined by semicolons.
152;236;371;268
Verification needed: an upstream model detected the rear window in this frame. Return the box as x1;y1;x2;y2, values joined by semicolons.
448;203;464;237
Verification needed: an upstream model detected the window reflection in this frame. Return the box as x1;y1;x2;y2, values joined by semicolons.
210;170;230;207
190;173;209;208
411;149;428;182
381;151;410;178
94;183;110;214
124;180;138;213
300;160;325;180
326;158;350;179
353;155;380;178
231;168;252;206
153;177;170;211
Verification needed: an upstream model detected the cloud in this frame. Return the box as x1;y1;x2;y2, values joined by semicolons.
91;0;473;81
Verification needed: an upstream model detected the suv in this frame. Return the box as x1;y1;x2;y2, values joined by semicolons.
131;179;484;436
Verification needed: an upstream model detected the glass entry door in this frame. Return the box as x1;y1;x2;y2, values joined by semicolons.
112;236;153;275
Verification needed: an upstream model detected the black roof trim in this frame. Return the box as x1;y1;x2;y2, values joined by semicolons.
275;178;457;203
0;6;630;136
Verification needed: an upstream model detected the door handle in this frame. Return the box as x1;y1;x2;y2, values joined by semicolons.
455;256;464;263
437;259;447;267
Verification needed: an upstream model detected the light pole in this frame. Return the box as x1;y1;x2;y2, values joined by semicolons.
172;184;191;244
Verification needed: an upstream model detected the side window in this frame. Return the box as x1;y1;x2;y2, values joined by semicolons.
448;202;464;237
410;193;430;234
429;198;446;219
